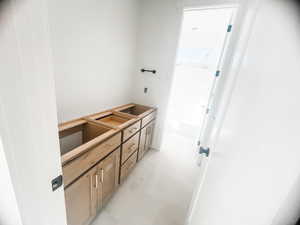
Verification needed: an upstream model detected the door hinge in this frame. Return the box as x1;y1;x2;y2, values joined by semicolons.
227;24;233;32
199;147;210;157
51;175;63;192
206;108;210;114
215;70;221;77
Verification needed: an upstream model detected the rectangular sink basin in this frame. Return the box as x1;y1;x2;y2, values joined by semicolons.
119;104;152;116
96;114;131;127
59;122;111;155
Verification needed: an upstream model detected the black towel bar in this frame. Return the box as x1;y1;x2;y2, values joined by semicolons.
141;68;156;74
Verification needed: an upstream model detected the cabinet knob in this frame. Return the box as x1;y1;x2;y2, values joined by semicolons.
129;143;136;150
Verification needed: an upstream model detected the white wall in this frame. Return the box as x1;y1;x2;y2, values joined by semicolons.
133;0;237;149
0;0;67;224
0;138;22;225
132;0;184;149
272;173;300;225
49;0;239;148
189;0;300;225
48;0;139;122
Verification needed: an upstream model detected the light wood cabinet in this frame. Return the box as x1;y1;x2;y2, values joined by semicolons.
145;122;154;151
63;133;121;187
120;151;138;183
121;132;139;163
138;126;147;160
65;167;98;225
123;120;141;141
97;148;120;206
138;121;155;160
141;111;156;128
60;104;157;225
65;148;120;225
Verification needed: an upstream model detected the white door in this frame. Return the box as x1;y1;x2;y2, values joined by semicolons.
186;0;300;224
185;7;237;225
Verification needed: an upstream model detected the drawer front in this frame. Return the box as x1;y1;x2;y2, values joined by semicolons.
123;121;141;141
120;151;138;183
142;111;156;128
63;133;121;187
122;132;139;164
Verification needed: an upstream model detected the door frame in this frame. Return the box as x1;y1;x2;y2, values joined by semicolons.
161;4;238;151
175;5;238;224
184;1;262;224
184;3;239;11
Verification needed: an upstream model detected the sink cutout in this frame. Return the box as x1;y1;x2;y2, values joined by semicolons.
96;115;130;127
59;122;110;155
120;105;151;116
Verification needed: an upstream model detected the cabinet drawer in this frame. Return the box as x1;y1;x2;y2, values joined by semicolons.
123;121;141;141
122;132;139;164
120;151;137;183
63;133;121;187
142;111;156;128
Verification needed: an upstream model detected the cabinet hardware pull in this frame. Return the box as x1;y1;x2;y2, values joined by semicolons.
95;174;99;188
101;169;104;183
82;152;90;160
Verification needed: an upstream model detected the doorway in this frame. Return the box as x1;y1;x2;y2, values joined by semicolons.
157;8;235;224
161;7;235;158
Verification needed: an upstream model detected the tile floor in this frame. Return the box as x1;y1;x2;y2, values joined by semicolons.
92;132;198;225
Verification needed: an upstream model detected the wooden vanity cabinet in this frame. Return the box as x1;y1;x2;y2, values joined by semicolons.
123;120;141;141
145;122;155;151
62;133;121;187
60;104;157;225
120;151;138;183
138;121;155;160
65;166;98;225
121;132;139;164
96;148;120;206
138;126;147;160
65;148;120;225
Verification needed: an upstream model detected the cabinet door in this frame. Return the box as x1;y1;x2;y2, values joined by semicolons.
65;167;98;225
144;122;154;152
138;126;147;160
97;148;120;207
